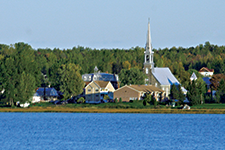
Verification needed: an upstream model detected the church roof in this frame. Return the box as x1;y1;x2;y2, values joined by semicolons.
152;67;180;86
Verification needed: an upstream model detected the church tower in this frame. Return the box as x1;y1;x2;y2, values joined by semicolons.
143;19;154;84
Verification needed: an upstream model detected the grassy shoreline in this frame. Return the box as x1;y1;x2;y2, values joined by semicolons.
1;107;225;114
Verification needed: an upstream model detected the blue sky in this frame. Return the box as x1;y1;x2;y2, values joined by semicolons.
0;0;225;50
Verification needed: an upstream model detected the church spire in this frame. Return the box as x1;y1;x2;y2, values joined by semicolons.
145;18;153;54
144;18;154;69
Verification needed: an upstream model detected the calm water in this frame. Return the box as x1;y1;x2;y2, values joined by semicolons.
0;113;224;150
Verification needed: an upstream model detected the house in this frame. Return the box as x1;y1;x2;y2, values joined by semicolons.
84;81;115;103
143;20;180;97
82;66;119;89
32;87;59;103
199;67;214;77
114;85;165;102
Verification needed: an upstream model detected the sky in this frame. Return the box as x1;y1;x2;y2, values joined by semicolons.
0;0;225;50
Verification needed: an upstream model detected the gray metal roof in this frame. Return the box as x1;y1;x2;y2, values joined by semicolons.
152;67;180;86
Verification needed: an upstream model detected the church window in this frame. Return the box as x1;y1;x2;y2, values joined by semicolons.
146;68;149;74
146;55;149;62
155;83;157;87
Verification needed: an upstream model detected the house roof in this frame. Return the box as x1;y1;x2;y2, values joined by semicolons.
190;72;197;81
35;88;59;97
152;67;180;86
202;77;211;85
199;67;214;72
82;72;118;82
129;85;164;93
94;81;110;88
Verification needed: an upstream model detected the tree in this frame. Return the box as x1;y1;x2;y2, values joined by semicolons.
58;63;84;100
0;43;38;106
170;84;179;100
16;72;36;104
119;68;146;86
177;84;185;103
187;80;201;105
215;79;225;103
195;78;207;104
122;61;131;70
104;95;109;100
77;97;85;103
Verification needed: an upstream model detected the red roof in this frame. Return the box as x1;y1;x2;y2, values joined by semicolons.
199;67;214;72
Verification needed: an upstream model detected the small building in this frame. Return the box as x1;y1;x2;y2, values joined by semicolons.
84;81;115;103
113;85;165;102
199;67;214;77
32;87;59;103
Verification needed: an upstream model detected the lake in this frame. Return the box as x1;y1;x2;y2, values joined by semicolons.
0;113;224;150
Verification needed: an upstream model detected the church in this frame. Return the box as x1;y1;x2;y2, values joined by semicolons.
143;20;180;97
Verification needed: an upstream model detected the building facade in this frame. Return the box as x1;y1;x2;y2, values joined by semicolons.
85;81;115;103
114;85;165;102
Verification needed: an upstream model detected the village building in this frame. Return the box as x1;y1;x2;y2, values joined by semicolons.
114;85;165;102
32;87;59;103
143;20;180;97
199;67;214;77
82;66;119;89
84;81;115;103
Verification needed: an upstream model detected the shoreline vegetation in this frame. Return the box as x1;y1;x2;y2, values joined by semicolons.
1;104;225;114
1;108;225;114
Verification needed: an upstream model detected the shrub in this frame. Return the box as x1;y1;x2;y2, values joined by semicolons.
119;98;122;103
77;97;85;103
114;98;118;103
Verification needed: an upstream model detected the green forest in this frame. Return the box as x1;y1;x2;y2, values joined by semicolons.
0;41;225;105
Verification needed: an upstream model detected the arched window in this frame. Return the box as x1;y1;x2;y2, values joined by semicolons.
146;55;149;62
146;68;148;74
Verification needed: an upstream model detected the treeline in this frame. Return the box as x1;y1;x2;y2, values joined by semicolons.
0;42;225;104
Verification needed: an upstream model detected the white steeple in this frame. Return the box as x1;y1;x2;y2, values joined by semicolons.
145;18;153;54
144;18;154;70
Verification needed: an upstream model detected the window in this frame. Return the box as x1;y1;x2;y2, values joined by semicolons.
146;55;149;62
96;89;99;92
146;68;149;74
155;83;157;87
88;89;91;92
